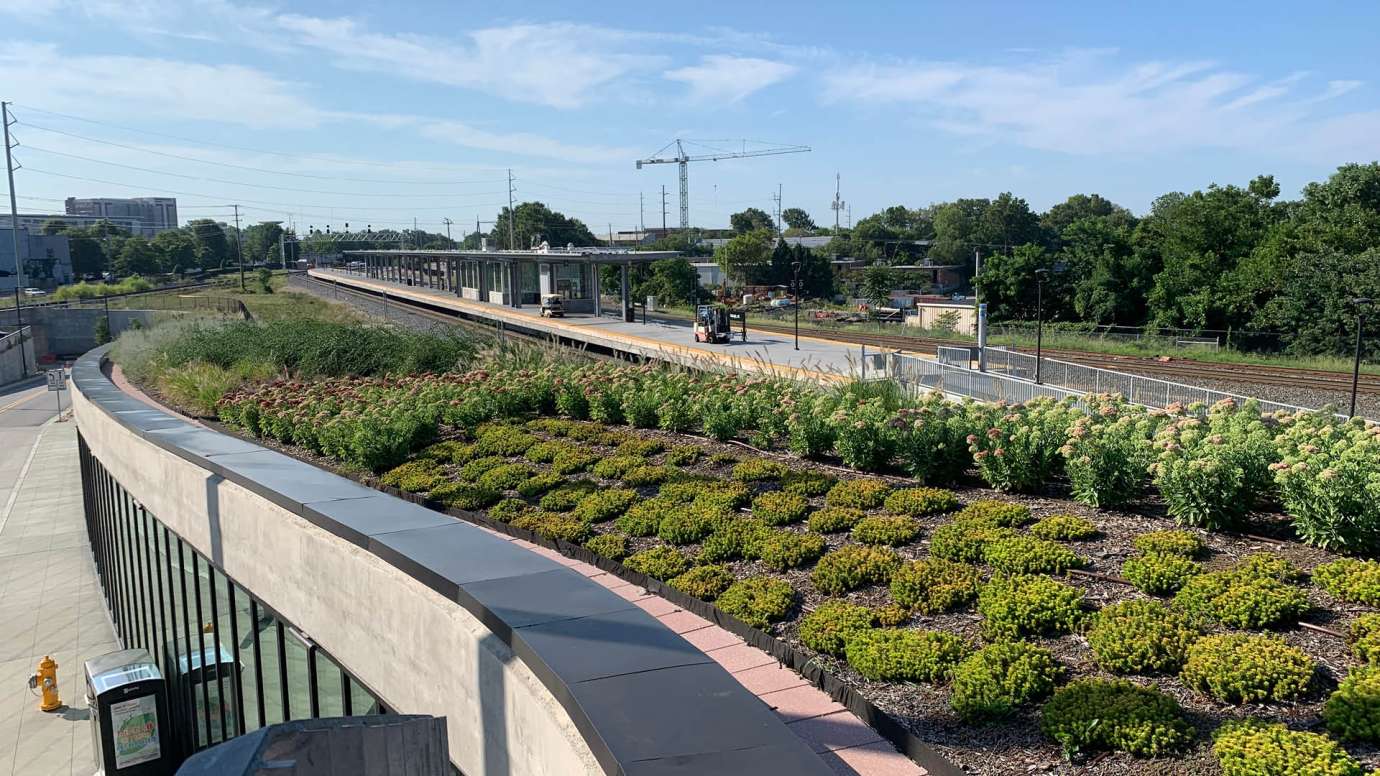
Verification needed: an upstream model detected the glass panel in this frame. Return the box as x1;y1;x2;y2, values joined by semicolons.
257;615;287;725
554;263;588;300
313;652;345;718
283;628;312;719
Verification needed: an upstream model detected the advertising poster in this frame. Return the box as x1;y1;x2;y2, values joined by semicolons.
111;695;160;768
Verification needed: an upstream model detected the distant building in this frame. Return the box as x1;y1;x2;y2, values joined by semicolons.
65;197;177;235
0;228;75;292
0;213;146;235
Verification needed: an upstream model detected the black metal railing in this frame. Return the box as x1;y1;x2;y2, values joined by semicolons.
78;433;389;759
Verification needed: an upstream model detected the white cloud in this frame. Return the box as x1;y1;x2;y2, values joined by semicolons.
664;55;797;103
415;120;634;163
822;50;1375;160
0;43;329;129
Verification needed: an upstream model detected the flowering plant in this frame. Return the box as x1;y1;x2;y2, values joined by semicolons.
967;397;1077;492
1272;411;1380;551
1060;395;1160;508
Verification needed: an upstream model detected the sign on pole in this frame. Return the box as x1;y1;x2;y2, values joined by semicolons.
45;369;66;392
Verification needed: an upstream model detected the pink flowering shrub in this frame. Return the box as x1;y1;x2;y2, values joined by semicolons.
891;392;976;484
1272;411;1380;551
967;398;1078;493
1150;400;1278;530
830;397;897;471
1060;395;1161;508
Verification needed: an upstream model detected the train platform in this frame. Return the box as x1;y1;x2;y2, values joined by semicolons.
309;268;906;383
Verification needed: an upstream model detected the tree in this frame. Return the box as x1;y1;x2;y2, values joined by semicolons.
241;222;285;266
39;219;70;235
715;229;773;285
768;240;834;299
114;236;160;276
781;208;816;231
973;244;1069;320
730;207;774;235
1041;194;1136;237
635;258;706;305
860;265;897;308
151;229;199;274
490;202;598;249
187;220;230;268
1251;248;1380;356
1060;218;1148;324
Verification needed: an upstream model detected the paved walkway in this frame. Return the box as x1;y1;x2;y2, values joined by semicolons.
310;269;888;381
0;414;115;776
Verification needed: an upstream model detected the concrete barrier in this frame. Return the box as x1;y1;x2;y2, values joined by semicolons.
0;307;158;358
0;326;35;384
71;348;833;776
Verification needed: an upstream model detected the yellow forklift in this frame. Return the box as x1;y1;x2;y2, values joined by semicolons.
694;304;732;343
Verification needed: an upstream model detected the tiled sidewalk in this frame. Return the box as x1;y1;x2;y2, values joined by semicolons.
506;535;927;776
0;422;117;776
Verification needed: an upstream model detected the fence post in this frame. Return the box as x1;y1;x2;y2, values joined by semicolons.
861;344;867;380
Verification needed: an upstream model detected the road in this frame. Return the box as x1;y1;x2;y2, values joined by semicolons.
0;373;70;537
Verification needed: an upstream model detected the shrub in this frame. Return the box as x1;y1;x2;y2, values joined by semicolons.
665;445;702;466
699;518;772;563
978;574;1085;641
623;465;677;487
1324;664;1380;743
1028;514;1098;541
751;491;810;526
892;394;974;485
845;629;970;683
983;536;1085;575
1060;399;1159;509
1315;559;1380;607
458;455;508;481
1350;614;1380;663
798;601;875;656
1235;552;1303;581
660;480;752;510
1273;412;1380;552
669;565;736;601
474;425;538;456
550;449;598;474
890;558;982;614
883;487;960;517
621;390;659;428
785;394;837;459
524;440;569;463
757;531;827;571
1174;569;1309;629
1040;679;1194;759
624;546;691;580
929;520;1018;563
1133;529;1206;558
955;499;1032;527
1180;633;1313;703
1086;600;1200;675
731;459;789;482
1150;402;1277;530
825;479;892;509
807;507;866;534
539;482;597;512
812;546;903;595
516;472;564;497
872;603;910;627
488;497;533;523
968;397;1077;493
709;452;739;466
429;482;500;511
851;516;920;547
614;499;668;536
380;459;443;492
592;455;646;479
584;533;628;561
527;512;593;544
617;438;665;457
700;404;740;442
657;505;719;545
419;440;477;464
476;463;533;491
780;470;835;498
1213;720;1367;776
1122;553;1202;595
830;397;897;471
571;489;639;523
950;641;1063;721
717;577;795;629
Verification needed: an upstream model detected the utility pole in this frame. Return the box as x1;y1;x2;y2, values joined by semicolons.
443;217;453;244
773;183;783;238
2;102;28;376
831;173;845;231
506;169;516;250
232;204;244;292
660;185;668;233
639;192;645;233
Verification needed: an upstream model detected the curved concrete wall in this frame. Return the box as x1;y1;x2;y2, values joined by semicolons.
71;348;834;776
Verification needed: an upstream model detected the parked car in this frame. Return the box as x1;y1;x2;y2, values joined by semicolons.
22;287;46;297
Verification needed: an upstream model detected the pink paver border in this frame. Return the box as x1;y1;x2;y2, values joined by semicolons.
494;528;928;776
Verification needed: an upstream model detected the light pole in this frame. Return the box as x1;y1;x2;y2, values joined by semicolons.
1034;268;1049;384
792;259;802;351
1351;297;1372;418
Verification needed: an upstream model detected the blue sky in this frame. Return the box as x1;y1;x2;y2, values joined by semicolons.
3;1;1378;234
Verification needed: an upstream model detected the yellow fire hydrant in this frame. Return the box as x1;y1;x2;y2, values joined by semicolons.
29;656;62;712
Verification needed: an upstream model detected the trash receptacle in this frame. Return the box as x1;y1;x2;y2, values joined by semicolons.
85;648;176;775
164;638;239;751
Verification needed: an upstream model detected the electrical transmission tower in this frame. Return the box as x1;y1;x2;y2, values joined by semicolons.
636;139;809;230
831;173;846;230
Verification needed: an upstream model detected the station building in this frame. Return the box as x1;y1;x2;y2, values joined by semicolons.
343;246;680;316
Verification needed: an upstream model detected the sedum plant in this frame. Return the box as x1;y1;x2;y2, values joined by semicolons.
1040;679;1194;759
950;641;1062;721
1174;566;1309;629
1324;664;1380;743
1122;552;1202;595
624;546;691;580
967;398;1078;493
825;478;893;509
717;577;795;629
1086;599;1200;675
1180;633;1313;704
977;574;1086;641
1213;720;1368;776
756;530;827;571
889;557;982;614
882;487;960;517
1060;395;1160;508
1272;412;1380;552
669;565;736;601
1315;558;1380;607
798;600;875;656
851;516;921;547
983;536;1086;575
845;629;970;683
1028;514;1097;541
890;393;975;485
807;506;866;534
812;546;902;595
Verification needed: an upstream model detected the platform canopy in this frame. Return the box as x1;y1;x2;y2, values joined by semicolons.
341;248;681;264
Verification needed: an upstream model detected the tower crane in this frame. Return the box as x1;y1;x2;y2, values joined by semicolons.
636;139;810;230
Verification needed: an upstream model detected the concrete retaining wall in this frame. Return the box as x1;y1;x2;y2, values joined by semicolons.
73;379;603;776
0;327;35;384
0;307;158;358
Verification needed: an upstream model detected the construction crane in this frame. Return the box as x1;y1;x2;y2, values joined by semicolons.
636;139;810;230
